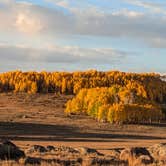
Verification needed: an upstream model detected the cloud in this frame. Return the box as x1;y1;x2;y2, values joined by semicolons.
147;38;166;48
125;0;166;15
0;1;73;35
15;12;43;34
0;43;128;64
0;0;14;4
45;0;69;8
0;1;166;47
112;9;143;18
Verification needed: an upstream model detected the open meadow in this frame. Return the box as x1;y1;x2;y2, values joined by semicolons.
0;92;165;165
1;0;166;164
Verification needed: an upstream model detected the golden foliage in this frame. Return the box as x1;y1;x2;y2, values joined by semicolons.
0;70;165;103
65;87;165;124
0;70;165;123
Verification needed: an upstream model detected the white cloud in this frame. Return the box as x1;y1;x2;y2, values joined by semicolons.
0;43;128;64
125;0;166;15
45;0;69;8
0;0;166;47
15;13;43;34
112;9;143;18
0;0;14;4
147;38;166;48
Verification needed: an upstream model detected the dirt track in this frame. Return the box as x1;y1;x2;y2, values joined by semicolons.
0;93;165;153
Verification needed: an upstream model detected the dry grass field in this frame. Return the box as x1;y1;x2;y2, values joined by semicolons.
0;93;165;152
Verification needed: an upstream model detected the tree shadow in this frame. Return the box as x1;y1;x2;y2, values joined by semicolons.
0;122;165;142
140;122;166;128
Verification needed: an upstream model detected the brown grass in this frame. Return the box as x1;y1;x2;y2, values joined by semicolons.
0;92;165;154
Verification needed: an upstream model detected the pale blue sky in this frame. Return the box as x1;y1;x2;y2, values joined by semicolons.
0;0;166;73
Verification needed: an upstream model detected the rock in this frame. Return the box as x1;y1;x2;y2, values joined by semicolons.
82;157;122;166
138;155;153;164
108;149;121;159
27;145;47;153
55;146;79;153
76;147;103;156
131;147;152;158
148;143;166;164
132;155;153;166
120;147;153;166
0;140;25;160
33;145;48;153
148;143;166;157
46;145;55;152
25;157;41;165
25;157;82;166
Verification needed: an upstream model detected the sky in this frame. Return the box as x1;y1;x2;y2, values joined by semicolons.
0;0;166;73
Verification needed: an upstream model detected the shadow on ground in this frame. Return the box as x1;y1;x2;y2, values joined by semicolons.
0;122;165;142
